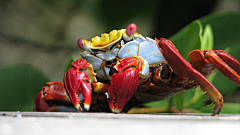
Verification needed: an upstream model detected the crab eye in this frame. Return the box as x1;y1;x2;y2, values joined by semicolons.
126;23;137;36
42;88;46;96
78;38;85;50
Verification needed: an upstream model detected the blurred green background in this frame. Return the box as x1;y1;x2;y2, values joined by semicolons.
0;0;240;113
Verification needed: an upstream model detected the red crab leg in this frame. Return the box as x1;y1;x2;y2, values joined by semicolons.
189;50;240;86
156;38;223;115
216;50;240;77
64;59;92;111
33;82;71;112
107;57;139;113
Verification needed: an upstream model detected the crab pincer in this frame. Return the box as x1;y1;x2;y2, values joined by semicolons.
156;38;223;115
107;57;140;113
64;59;96;111
33;82;71;112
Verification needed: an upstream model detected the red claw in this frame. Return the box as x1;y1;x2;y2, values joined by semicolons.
33;82;71;112
107;57;139;113
33;86;50;112
64;59;93;111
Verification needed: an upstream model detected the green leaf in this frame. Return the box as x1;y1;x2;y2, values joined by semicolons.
200;12;240;51
64;56;76;73
202;24;214;50
0;64;50;111
170;20;202;60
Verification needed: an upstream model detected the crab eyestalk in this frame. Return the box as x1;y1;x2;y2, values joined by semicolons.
77;38;92;52
123;23;137;41
64;59;96;111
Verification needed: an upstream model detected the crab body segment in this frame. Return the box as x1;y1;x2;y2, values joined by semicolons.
34;24;240;115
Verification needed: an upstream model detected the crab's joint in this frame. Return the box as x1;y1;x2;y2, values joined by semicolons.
203;51;210;59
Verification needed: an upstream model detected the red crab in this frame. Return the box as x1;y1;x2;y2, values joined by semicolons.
33;24;240;115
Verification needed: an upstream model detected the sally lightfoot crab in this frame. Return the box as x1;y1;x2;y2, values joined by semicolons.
33;23;240;115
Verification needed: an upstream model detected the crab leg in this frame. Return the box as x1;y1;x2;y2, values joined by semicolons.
156;38;223;115
206;51;240;86
107;57;140;113
216;51;240;77
64;59;93;111
189;50;240;86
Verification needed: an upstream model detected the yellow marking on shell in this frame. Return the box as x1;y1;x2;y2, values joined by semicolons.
84;39;91;46
91;29;125;49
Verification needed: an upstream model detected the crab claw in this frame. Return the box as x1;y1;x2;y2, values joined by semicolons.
156;38;223;115
107;57;140;113
33;86;50;112
33;82;71;112
64;59;96;111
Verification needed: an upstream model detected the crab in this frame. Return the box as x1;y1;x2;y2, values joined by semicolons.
33;23;240;115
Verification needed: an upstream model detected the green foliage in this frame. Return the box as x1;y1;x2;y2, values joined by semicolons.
202;24;214;50
170;20;202;61
0;64;50;111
